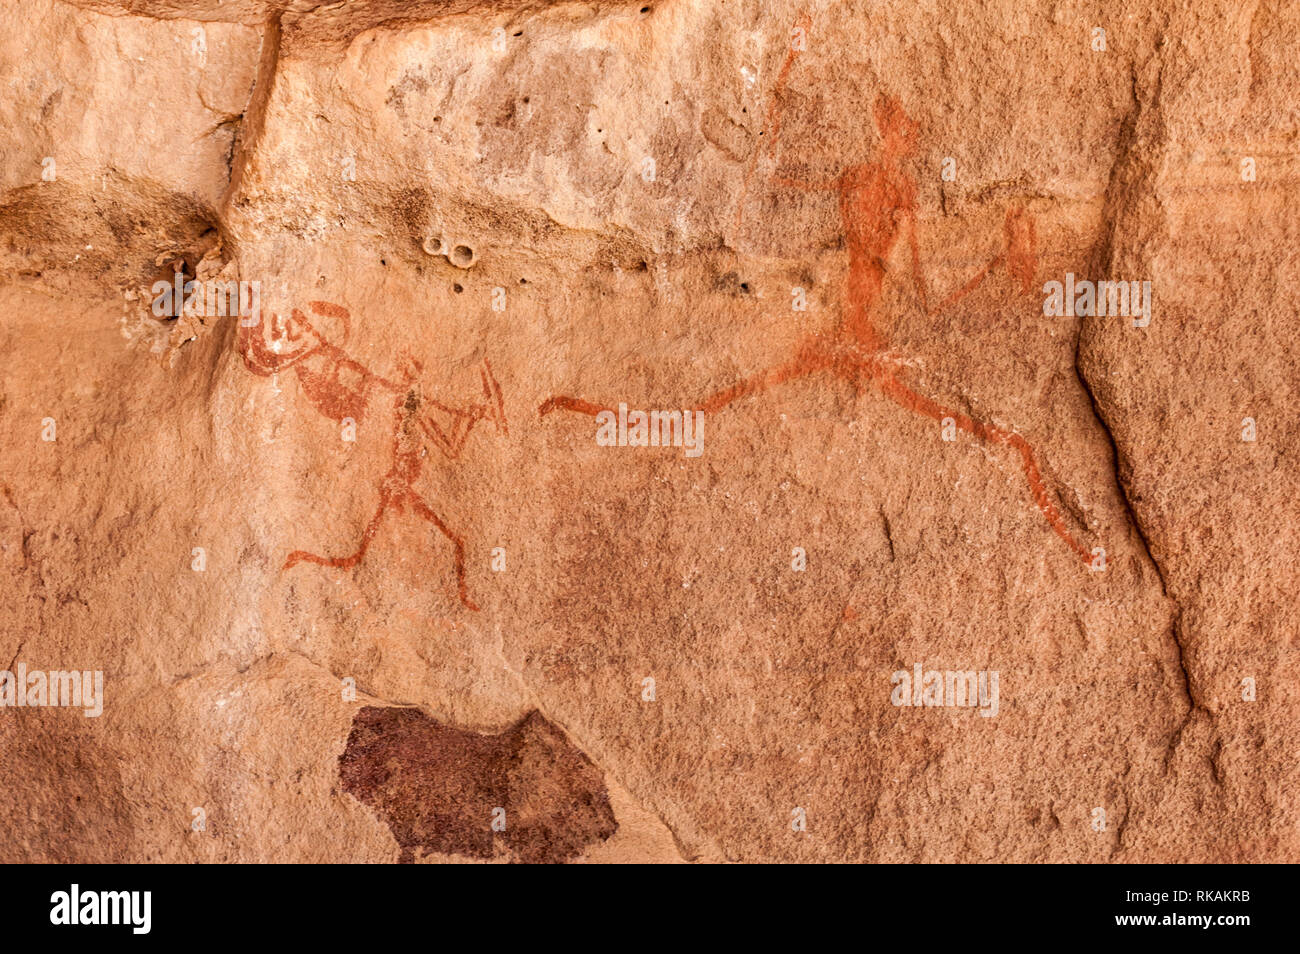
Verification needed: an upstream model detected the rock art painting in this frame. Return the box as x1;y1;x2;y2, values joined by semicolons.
542;90;1091;563
2;0;1296;891
239;301;506;609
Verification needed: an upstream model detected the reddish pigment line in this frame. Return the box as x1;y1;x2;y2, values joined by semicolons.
867;366;1091;562
239;299;501;609
539;395;608;417
734;9;814;233
540;13;1090;565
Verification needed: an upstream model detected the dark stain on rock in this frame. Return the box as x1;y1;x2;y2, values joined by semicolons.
339;706;617;863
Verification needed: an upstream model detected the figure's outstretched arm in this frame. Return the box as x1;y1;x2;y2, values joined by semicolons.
417;360;506;458
418;401;485;459
539;395;608;418
911;206;1037;316
906;209;1005;317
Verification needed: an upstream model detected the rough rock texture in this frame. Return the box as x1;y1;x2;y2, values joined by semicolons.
0;0;1295;862
339;706;618;863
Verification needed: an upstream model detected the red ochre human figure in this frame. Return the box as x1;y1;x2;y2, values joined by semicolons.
240;301;507;609
541;90;1090;563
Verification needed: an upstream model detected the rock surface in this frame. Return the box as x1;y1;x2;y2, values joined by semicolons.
0;0;1295;862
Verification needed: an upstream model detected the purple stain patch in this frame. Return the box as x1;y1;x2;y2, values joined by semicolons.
339;706;617;863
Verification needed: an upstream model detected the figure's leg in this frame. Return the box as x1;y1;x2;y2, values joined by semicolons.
696;346;839;413
842;261;890;352
864;365;1090;563
405;492;478;611
539;343;838;420
284;495;393;571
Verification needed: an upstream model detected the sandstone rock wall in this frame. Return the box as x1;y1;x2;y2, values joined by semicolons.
0;0;1295;862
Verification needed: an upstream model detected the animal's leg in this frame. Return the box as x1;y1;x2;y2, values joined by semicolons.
865;365;1091;563
405;492;479;611
284;495;393;571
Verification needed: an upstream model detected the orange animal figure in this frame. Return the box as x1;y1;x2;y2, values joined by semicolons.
240;301;506;609
541;81;1089;563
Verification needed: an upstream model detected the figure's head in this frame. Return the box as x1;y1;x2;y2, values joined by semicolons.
305;300;350;343
276;299;349;347
874;93;920;157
